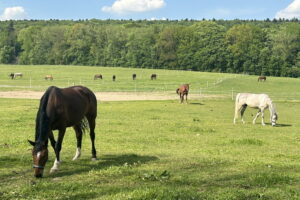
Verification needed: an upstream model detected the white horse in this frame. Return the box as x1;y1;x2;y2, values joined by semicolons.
233;93;278;126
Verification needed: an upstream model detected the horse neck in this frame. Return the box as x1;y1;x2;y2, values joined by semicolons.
35;87;54;142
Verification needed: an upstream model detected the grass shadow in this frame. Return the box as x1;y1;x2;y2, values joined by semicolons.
189;102;204;105
275;123;292;127
51;153;158;178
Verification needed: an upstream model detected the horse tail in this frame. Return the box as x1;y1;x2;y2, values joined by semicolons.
176;88;180;95
233;93;241;123
79;118;89;134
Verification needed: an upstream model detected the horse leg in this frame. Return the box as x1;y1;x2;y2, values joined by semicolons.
72;124;83;161
87;116;97;161
180;94;184;103
185;94;188;104
261;108;266;126
240;105;247;124
253;110;261;124
48;130;56;150
50;128;66;173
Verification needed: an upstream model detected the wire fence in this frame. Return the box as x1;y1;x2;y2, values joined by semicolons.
1;76;300;102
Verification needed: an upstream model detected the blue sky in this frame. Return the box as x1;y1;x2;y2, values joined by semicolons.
0;0;298;21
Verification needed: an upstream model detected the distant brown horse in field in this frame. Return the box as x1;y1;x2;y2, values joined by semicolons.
94;74;102;80
28;86;97;178
132;74;136;80
176;84;189;103
112;75;116;81
44;75;53;81
258;76;266;82
151;74;157;80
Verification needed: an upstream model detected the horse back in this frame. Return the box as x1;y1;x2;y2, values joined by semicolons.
45;86;97;129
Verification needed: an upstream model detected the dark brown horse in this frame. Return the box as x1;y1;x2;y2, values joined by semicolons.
258;76;266;82
151;74;157;80
132;74;136;80
94;74;102;80
28;86;97;178
112;75;116;81
176;84;189;103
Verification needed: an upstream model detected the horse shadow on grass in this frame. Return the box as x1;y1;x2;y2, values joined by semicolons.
51;153;158;178
189;102;204;105
264;123;292;127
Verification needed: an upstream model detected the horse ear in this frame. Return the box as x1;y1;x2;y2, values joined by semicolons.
28;140;35;146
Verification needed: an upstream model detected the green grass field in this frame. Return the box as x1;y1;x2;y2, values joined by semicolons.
0;65;300;199
1;65;300;100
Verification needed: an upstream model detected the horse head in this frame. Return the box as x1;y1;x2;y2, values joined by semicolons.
28;140;48;178
271;112;278;126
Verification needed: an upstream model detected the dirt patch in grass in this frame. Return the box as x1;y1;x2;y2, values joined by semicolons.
0;91;224;101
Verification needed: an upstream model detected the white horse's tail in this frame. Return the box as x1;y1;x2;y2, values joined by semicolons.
233;93;241;123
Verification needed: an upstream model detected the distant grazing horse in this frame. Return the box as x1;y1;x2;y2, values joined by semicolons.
258;76;266;82
94;74;102;80
176;84;189;103
44;75;53;81
9;73;23;79
112;75;116;81
28;86;98;178
151;74;157;80
233;93;278;126
132;74;136;80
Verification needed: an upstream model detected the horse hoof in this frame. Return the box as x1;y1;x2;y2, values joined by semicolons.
91;158;97;161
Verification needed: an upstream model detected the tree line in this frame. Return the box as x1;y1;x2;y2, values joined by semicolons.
1;19;300;77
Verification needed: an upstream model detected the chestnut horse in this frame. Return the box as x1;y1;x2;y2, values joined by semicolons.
258;76;266;82
28;86;97;178
176;84;189;103
45;75;53;81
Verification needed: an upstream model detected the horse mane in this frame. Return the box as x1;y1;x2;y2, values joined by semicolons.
267;99;278;118
35;86;56;142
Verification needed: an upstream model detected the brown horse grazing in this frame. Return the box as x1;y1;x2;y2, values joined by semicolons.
151;74;157;80
258;76;266;82
44;75;53;81
112;75;116;81
28;86;97;178
132;74;136;80
94;74;102;80
176;84;189;103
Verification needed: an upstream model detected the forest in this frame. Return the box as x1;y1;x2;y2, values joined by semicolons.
0;18;300;77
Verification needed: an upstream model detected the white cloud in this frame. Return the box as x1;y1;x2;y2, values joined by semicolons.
276;0;300;19
149;17;167;21
0;6;27;21
102;0;166;14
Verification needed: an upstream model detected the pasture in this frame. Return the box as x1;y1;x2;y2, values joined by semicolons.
0;65;300;199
